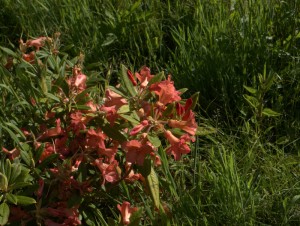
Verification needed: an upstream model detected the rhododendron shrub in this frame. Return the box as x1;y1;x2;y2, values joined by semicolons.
0;34;199;225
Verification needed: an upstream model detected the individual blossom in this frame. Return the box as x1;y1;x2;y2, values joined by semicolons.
135;66;154;88
40;118;63;140
117;201;138;225
149;75;181;105
69;111;89;134
124;162;143;183
94;159;120;185
85;128;106;150
164;130;194;161
39;142;55;162
26;36;48;51
168;109;197;136
22;51;35;63
67;67;87;93
104;89;127;108
122;136;155;166
1;147;20;160
129;120;149;136
100;105;119;125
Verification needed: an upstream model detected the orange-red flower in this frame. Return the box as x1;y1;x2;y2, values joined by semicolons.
149;75;181;105
129;120;149;136
123;139;154;165
94;159;120;185
26;37;47;51
117;201;138;225
104;89;127;108
164;130;193;161
135;66;153;88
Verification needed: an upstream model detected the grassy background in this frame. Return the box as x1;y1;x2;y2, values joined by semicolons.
1;0;300;225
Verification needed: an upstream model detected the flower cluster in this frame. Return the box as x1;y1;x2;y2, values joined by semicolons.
0;36;198;225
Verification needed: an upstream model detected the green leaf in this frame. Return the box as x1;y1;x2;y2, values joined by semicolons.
6;193;17;205
119;114;139;125
4;122;26;141
14;195;36;205
20;143;32;166
34;143;45;164
45;93;60;102
102;33;117;47
120;64;137;97
8;163;21;184
8;182;31;190
3;159;11;184
177;88;188;95
0;202;10;225
0;173;8;191
1;125;21;145
148;71;165;86
190;92;199;110
147;134;161;148
195;126;217;136
243;85;257;94
100;123;127;143
72;104;92;110
117;105;130;114
262;108;281;117
243;94;259;109
146;165;160;209
0;46;18;58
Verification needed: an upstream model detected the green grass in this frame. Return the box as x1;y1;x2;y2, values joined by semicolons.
1;0;300;225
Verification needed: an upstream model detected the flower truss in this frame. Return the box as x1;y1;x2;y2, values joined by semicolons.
0;35;199;225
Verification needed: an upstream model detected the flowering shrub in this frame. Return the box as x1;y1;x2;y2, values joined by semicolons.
0;34;199;225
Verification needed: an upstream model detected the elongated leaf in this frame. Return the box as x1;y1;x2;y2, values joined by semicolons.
177;88;188;95
3;159;11;184
243;85;257;94
14;195;36;205
190;92;199;110
147;134;161;148
6;193;17;205
8;182;31;190
1;125;21;144
120;64;137;97
0;46;18;58
119;114;139;125
0;173;8;191
34;143;45;163
100;123;127;142
262;108;281;117
148;71;164;86
45;93;60;102
146;166;160;209
243;94;259;109
4;122;26;141
117;105;130;114
9;163;21;184
0;203;9;225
